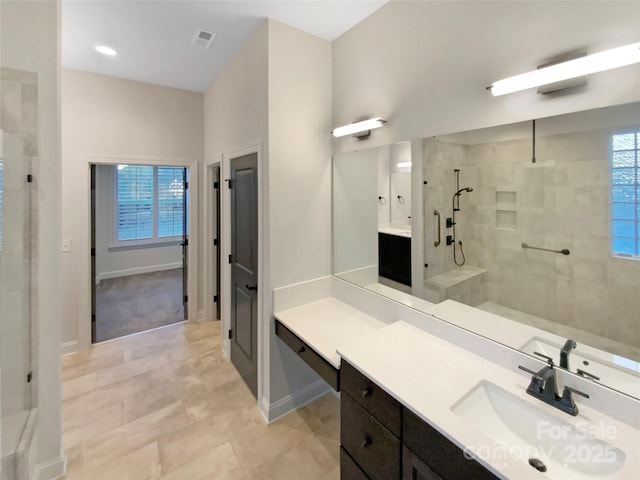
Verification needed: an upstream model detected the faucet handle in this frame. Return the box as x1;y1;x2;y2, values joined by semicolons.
564;386;590;399
576;369;601;381
533;351;555;366
518;365;545;385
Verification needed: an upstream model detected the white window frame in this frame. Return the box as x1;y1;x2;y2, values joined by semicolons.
110;164;185;250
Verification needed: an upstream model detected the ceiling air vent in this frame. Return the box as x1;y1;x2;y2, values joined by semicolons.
191;29;216;49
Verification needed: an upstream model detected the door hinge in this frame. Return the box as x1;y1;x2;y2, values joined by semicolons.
92;314;96;323
213;181;219;189
184;181;189;189
228;179;233;189
213;295;218;303
184;295;188;303
228;329;233;339
228;254;232;264
27;174;33;183
91;247;96;257
182;238;189;247
213;238;218;246
27;371;33;383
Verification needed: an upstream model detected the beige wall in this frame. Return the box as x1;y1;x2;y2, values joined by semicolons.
1;0;63;476
203;20;332;417
61;69;203;349
266;20;333;408
333;1;640;152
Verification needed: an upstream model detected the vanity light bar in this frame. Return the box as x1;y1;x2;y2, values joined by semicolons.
488;42;640;96
332;118;386;138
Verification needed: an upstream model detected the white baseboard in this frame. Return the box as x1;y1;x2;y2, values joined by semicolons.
61;340;78;355
96;262;182;284
265;380;331;423
33;454;66;480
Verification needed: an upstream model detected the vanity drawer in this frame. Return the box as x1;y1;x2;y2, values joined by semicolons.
403;408;498;480
274;319;340;391
340;446;370;480
341;361;401;437
341;392;401;480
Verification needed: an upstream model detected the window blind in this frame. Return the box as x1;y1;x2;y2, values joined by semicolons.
157;167;184;237
611;131;639;257
116;165;154;241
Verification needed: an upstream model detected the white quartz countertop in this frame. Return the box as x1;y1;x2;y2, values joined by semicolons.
274;297;388;369
378;226;412;238
338;321;640;480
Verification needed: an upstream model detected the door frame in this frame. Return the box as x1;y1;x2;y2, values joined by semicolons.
204;160;221;325
78;155;199;350
205;142;265;409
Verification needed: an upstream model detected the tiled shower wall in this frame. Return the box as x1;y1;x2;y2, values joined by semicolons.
0;66;38;417
423;128;640;348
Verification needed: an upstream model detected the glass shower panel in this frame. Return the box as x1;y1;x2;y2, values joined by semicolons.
0;129;33;467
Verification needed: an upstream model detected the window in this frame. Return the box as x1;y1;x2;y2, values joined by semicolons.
116;165;185;244
611;131;639;257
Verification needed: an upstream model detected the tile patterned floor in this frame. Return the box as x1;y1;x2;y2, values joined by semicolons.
61;321;340;479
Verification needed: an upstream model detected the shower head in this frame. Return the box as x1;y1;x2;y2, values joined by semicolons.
454;187;474;196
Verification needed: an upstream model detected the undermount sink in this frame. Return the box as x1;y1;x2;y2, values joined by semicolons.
520;337;640;398
451;381;625;479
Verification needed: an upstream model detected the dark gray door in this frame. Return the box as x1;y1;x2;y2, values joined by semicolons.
182;167;188;320
90;164;97;343
230;153;258;398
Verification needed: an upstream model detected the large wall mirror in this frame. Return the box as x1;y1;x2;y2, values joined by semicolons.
333;101;640;399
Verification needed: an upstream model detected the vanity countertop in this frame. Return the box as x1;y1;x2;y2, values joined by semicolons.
274;297;388;369
378;225;412;238
338;320;640;480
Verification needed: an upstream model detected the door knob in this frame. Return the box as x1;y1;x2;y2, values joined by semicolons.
245;284;258;291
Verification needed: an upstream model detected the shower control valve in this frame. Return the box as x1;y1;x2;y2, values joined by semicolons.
446;235;454;246
446;217;455;228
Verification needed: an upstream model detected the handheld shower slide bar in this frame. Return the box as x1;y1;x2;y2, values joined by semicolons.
521;243;570;256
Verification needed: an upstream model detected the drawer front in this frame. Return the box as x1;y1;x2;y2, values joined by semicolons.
403;408;498;480
340;447;370;480
341;361;401;437
341;392;401;480
402;446;443;480
275;319;340;391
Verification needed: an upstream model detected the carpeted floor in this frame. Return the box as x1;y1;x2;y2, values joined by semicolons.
95;268;184;343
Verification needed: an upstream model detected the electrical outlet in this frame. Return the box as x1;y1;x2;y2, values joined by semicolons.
61;239;72;253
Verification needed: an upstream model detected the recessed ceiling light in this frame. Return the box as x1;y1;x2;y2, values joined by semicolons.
95;45;117;56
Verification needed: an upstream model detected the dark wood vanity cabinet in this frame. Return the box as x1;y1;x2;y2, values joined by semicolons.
403;408;499;480
340;361;402;480
274;319;340;390
378;232;411;287
340;361;499;480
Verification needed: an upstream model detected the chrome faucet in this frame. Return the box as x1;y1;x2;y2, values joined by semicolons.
519;352;589;416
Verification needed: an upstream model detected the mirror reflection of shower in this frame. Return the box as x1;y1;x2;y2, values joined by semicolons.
446;169;473;266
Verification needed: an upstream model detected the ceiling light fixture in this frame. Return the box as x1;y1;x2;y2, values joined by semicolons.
397;162;412;168
332;117;386;139
95;45;117;56
487;42;640;96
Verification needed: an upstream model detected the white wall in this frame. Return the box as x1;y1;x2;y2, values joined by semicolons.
333;1;640;152
203;20;332;419
61;68;203;350
203;21;269;403
267;20;333;410
94;165;181;282
1;0;63;477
